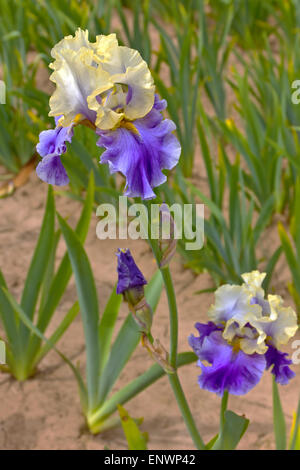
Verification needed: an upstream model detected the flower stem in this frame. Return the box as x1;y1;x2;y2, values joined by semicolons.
169;370;206;449
160;265;205;450
220;390;229;432
143;201;205;449
161;266;177;367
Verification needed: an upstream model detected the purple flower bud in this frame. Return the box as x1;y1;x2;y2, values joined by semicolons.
116;249;152;334
116;248;147;295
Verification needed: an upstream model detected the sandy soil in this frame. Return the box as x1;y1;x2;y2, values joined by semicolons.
0;11;300;451
0;166;299;451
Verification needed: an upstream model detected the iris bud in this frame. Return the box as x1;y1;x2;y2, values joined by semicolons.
116;248;152;333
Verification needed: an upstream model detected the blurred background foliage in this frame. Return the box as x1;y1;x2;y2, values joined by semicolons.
1;0;300;301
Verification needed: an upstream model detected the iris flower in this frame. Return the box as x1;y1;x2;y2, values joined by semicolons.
189;271;298;396
36;29;180;198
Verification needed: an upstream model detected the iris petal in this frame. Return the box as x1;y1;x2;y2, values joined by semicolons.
97;96;181;199
251;295;298;349
265;345;295;385
36;123;73;157
88;45;155;129
189;328;266;396
36;155;69;186
49;36;112;126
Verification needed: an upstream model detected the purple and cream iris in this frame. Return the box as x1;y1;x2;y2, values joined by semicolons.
189;271;298;396
35;29;180;198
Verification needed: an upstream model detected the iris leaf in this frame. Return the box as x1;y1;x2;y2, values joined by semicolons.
58;212;100;411
212;410;249;450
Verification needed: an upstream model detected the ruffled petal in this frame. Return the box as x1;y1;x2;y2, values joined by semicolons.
36;121;74;157
188;322;223;355
88;45;155;130
265;345;295;385
208;284;260;326
51;28;93;56
93;33;119;61
109;47;155;120
36;129;61;157
243;271;272;317
251;295;298;349
36;155;69;186
241;271;266;291
49;37;112;126
189;328;266;396
96;97;181;199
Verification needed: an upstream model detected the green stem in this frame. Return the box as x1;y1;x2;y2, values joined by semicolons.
143;201;205;449
168;373;205;450
161;266;205;450
161;266;177;367
220;390;229;432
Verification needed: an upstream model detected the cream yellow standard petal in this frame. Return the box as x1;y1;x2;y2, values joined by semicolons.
49;48;112;127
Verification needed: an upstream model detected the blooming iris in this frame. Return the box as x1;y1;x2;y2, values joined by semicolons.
36;29;180;198
189;271;298;396
116;248;152;334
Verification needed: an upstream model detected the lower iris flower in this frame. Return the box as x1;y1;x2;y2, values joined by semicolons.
96;95;181;199
189;271;298;396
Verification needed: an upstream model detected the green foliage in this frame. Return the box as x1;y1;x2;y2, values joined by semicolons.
272;378;287;450
0;0;49;172
0;174;94;379
1;0;300;450
211;410;249;450
118;405;148;450
272;378;300;451
56;209;196;432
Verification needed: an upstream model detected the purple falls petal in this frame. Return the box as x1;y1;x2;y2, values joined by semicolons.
36;118;74;186
97;96;181;200
116;248;147;295
36;123;74;157
265;345;295;385
36;155;69;186
188;322;223;356
189;328;266;396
